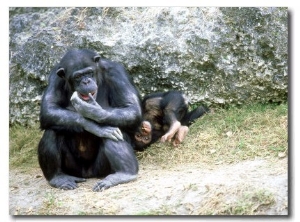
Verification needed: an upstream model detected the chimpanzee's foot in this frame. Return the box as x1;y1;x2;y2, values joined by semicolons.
173;126;189;146
49;173;86;190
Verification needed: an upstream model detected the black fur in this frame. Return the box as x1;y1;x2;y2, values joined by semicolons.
38;49;142;191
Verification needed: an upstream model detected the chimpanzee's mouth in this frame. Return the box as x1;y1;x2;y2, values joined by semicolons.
79;91;96;101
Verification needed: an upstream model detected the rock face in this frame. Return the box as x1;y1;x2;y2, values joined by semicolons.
9;7;288;126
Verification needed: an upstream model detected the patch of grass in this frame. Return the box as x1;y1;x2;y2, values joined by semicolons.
136;103;288;166
45;192;56;208
136;205;174;215
9;103;288;170
9;123;42;169
198;187;276;215
225;189;276;215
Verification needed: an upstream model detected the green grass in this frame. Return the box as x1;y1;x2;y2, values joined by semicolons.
136;102;288;167
198;187;276;215
9;124;42;169
9;103;288;170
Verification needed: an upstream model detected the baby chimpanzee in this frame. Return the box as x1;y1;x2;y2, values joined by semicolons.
134;91;208;150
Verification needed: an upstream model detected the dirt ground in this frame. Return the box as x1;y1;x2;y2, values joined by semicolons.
9;156;288;216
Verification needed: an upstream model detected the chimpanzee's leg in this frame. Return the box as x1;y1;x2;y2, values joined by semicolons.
160;93;188;142
38;130;86;190
160;106;182;143
181;106;209;126
173;126;189;146
92;137;138;192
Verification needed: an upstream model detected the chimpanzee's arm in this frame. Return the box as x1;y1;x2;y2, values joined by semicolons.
70;90;141;128
40;72;123;141
70;61;142;128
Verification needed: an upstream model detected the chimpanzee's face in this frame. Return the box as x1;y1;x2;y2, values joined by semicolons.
71;66;98;102
56;65;99;102
134;121;152;148
56;50;101;103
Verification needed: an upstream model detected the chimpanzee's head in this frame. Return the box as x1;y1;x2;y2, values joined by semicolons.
56;49;101;102
134;120;152;149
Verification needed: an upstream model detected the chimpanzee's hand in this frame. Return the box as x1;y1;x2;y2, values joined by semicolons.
95;126;124;141
71;91;109;123
81;118;123;141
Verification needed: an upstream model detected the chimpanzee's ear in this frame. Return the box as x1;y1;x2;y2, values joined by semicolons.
56;68;65;78
94;55;101;63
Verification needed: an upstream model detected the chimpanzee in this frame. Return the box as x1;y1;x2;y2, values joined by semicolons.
38;49;142;192
133;91;209;150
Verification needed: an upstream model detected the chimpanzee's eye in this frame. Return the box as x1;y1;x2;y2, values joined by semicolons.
75;74;82;80
87;72;94;78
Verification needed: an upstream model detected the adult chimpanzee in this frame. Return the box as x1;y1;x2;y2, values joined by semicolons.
38;49;142;192
133;91;209;150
